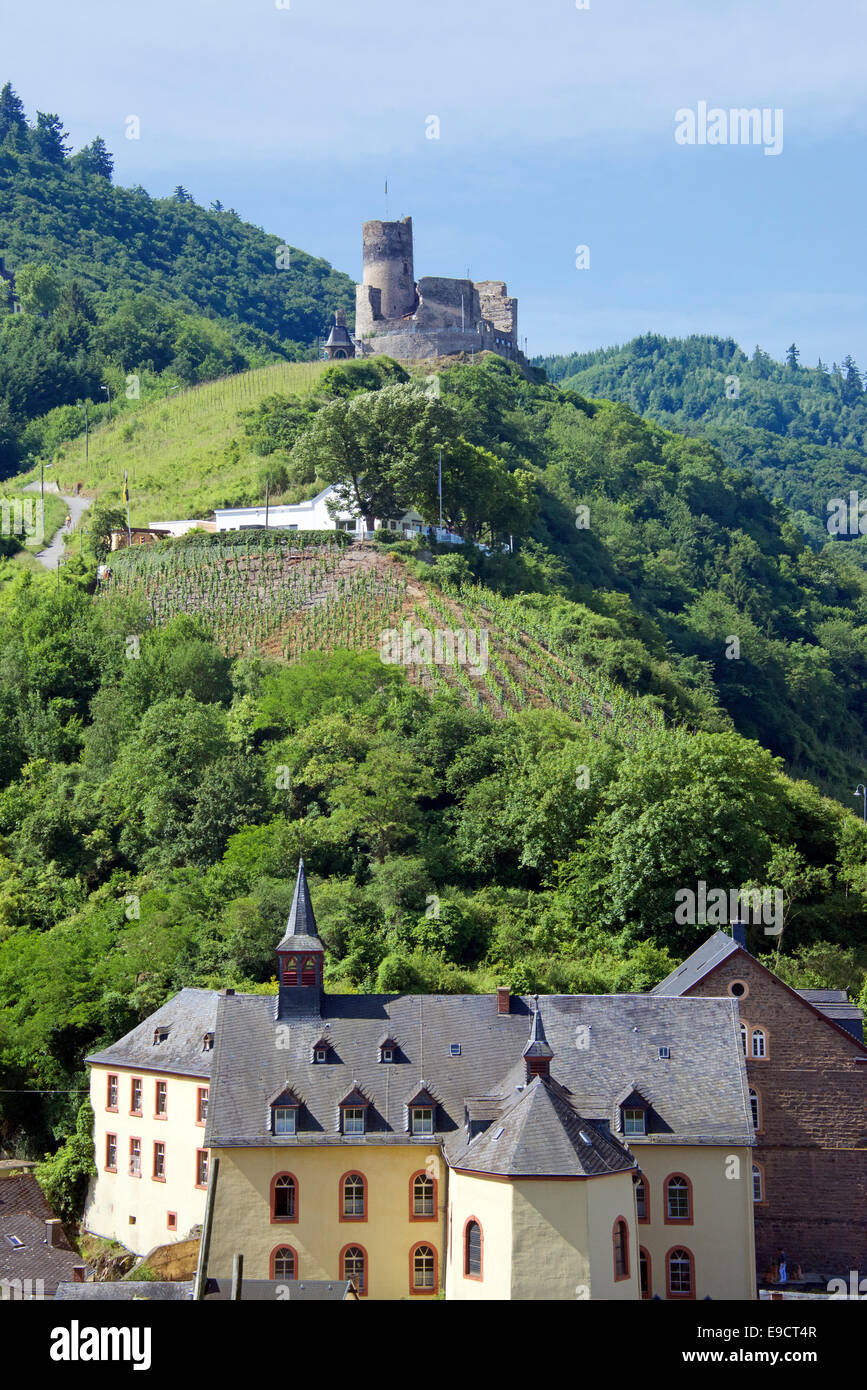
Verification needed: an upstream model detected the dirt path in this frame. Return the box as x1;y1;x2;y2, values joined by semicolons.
23;483;93;570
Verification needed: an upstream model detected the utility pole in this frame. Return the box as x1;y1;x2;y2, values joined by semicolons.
265;479;270;530
438;446;443;531
123;470;132;548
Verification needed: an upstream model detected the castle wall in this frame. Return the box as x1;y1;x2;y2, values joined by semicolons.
475;280;518;341
414;277;478;332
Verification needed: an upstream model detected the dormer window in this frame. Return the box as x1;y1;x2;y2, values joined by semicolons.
412;1107;434;1136
312;1038;331;1064
624;1108;646;1136
339;1087;370;1135
615;1087;650;1137
203;1033;214;1052
153;1027;169;1045
270;1089;301;1135
382;1047;394;1063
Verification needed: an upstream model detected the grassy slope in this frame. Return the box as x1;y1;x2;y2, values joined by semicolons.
15;361;331;524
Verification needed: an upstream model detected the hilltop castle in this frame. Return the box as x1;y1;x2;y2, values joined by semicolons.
324;216;524;365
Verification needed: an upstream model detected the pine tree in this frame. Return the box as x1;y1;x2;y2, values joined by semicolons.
72;135;114;179
210;199;225;212
842;355;863;405
30;110;70;163
785;343;800;371
0;82;27;143
172;185;194;203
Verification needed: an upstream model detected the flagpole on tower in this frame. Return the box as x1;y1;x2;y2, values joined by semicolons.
385;179;389;220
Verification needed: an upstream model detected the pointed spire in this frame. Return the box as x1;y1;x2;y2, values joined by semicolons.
277;859;322;952
523;997;554;1061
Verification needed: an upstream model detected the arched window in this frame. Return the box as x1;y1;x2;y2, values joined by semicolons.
752;1163;764;1203
411;1171;436;1220
271;1173;297;1222
749;1088;761;1130
739;1023;747;1056
410;1243;437;1294
341;1172;366;1220
270;1245;297;1280
639;1247;652;1299
301;956;317;986
665;1174;692;1223
281;955;298;986
464;1218;483;1280
635;1177;649;1223
341;1244;367;1295
666;1246;695;1299
612;1217;630;1281
751;1028;767;1059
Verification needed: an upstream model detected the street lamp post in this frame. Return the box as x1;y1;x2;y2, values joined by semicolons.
78;401;89;461
101;384;111;421
855;785;867;825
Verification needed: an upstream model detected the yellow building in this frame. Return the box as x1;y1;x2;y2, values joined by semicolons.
201;862;756;1300
84;989;218;1257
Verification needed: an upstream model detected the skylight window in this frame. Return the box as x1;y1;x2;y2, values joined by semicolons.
658;1046;671;1060
579;1130;592;1145
449;1044;461;1056
5;1234;23;1248
492;1126;505;1140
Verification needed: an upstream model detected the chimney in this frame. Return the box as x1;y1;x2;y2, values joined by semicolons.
220;988;235;997
496;986;511;1015
72;1266;86;1284
336;309;347;327
731;921;747;950
46;1218;63;1247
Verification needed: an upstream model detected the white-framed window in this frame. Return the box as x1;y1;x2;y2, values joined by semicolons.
752;1165;763;1202
413;1173;435;1217
739;1023;748;1055
749;1088;760;1129
624;1107;645;1135
751;1028;767;1058
411;1107;434;1135
129;1138;141;1177
343;1107;365;1135
342;1174;365;1218
381;1047;394;1063
274;1106;297;1135
155;1080;167;1116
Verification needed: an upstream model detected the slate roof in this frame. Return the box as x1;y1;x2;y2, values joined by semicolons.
0;1173;53;1222
449;1074;635;1178
651;930;739;996
203;1278;356;1301
797;990;864;1041
276;860;323;954
0;1213;87;1294
86;988;219;1079
55;1280;194;1301
205;990;754;1161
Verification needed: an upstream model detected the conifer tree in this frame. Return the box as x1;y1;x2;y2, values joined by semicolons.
30;111;70;163
0;82;27;143
785;342;800;371
72;135;114;179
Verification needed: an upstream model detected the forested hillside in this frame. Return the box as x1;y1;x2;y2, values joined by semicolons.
0;82;355;475
540;334;867;550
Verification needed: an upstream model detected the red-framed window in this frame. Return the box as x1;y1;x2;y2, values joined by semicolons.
300;955;317;986
130;1077;142;1116
152;1141;166;1181
340;1243;367;1296
664;1173;693;1224
666;1246;695;1299
613;1217;630;1281
639;1247;652;1299
271;1172;298;1222
106;1074;118;1112
155;1080;167;1118
463;1218;483;1280
105;1133;117;1172
635;1175;650;1223
340;1172;367;1221
410;1242;438;1295
270;1245;298;1280
195;1149;209;1189
129;1137;141;1177
410;1170;437;1221
167;1212;177;1231
196;1087;209;1126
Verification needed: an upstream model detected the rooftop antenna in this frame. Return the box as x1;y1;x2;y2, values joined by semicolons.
384;178;389;220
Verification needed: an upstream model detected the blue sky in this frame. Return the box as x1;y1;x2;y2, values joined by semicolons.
7;0;867;363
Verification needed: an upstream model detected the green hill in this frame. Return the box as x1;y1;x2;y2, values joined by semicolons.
539;334;867;552
0;81;355;476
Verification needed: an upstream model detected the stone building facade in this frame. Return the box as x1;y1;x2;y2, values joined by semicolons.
653;927;867;1278
350;216;524;364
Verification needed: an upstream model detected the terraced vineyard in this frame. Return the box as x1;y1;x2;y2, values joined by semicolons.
100;537;666;742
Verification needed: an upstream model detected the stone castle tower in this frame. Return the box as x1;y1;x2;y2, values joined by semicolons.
346;216;523;365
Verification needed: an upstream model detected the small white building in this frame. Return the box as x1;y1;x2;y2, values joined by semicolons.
212;483;463;544
148;520;216;537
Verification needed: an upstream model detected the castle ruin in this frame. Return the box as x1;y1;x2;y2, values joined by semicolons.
324;216;523;365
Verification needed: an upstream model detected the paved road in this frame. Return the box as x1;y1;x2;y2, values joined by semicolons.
23;483;93;570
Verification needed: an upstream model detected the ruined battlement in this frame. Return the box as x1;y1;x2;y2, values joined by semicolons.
348;217;523;364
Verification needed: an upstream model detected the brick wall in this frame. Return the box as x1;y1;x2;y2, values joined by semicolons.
684;950;867;1275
